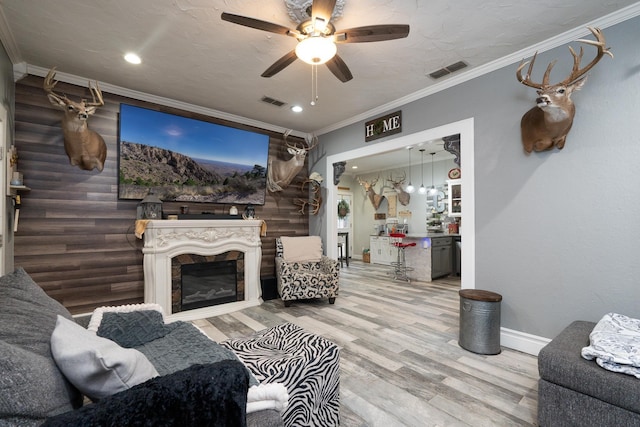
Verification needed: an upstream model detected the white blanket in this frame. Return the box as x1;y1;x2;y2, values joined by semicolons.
581;312;640;378
247;383;289;413
190;321;289;413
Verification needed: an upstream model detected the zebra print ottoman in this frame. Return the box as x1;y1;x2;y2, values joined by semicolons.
222;323;340;427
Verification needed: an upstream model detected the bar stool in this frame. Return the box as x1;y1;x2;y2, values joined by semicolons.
389;233;416;281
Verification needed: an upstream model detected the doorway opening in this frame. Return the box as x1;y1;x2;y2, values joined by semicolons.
325;118;475;290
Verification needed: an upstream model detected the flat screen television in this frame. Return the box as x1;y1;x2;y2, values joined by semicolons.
118;104;270;205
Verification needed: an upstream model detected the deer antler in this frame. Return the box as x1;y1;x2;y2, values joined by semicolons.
516;27;613;89
562;27;613;85
284;130;319;152
44;67;67;103
283;129;298;150
304;133;319;151
387;171;406;185
85;80;104;107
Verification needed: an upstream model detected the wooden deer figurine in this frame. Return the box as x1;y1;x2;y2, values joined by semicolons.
358;176;385;210
267;130;318;192
387;172;411;206
516;27;612;153
44;67;107;172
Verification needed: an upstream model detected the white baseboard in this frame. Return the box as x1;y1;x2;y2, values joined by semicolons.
500;327;551;356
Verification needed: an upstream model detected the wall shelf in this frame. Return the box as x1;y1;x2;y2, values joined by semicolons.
10;185;30;191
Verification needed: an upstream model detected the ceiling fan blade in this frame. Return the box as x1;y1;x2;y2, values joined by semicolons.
335;25;410;43
261;50;298;78
221;12;294;36
325;54;353;83
311;0;337;24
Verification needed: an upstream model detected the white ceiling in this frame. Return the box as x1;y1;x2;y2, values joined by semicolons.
344;138;453;176
0;0;638;171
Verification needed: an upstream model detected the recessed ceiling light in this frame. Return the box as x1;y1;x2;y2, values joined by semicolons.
124;53;141;64
291;105;303;113
351;165;358;169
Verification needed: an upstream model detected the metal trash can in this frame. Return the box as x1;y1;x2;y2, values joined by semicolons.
458;289;502;355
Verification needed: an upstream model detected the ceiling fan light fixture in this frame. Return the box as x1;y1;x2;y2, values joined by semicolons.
295;36;337;65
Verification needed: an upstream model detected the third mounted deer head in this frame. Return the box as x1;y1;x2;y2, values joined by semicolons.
516;27;612;153
358;176;385;210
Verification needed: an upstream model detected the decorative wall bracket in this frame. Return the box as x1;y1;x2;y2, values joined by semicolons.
333;161;346;185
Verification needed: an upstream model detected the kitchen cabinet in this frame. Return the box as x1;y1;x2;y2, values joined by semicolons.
447;179;461;217
431;236;452;279
370;236;395;265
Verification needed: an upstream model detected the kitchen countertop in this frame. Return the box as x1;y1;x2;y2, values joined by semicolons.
371;233;460;238
405;233;461;238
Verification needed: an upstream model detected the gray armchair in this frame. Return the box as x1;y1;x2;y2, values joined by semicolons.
275;237;339;307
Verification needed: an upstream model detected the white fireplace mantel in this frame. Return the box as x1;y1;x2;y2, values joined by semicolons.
141;219;263;321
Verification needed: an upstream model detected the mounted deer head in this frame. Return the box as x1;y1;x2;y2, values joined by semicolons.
267;130;318;192
516;27;612;153
44;67;107;172
387;172;410;206
358;176;385;210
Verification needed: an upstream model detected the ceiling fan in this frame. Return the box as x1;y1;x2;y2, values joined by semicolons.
221;0;410;82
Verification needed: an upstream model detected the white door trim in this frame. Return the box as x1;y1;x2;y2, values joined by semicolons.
325;118;475;290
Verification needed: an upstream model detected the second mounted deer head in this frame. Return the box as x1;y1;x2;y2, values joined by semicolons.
44;67;107;172
387;172;410;206
516;27;612;153
267;130;318;192
358;176;385;210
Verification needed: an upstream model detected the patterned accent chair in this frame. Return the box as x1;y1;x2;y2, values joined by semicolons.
275;236;339;307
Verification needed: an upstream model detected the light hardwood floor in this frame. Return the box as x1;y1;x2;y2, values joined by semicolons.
194;261;539;427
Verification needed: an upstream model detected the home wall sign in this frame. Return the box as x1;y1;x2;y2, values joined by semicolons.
365;111;402;142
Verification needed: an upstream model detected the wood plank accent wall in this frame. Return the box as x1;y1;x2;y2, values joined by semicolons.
14;75;310;315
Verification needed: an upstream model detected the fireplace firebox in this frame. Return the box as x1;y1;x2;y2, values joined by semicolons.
171;252;245;314
181;260;237;311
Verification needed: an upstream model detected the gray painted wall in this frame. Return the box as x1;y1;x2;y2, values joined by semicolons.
312;15;640;339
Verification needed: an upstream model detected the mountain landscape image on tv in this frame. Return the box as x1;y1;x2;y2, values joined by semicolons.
118;104;270;205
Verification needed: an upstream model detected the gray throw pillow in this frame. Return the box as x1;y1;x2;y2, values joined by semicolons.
97;310;170;348
0;267;82;423
51;315;159;401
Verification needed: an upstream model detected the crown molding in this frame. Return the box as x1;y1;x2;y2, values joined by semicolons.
314;2;640;135
16;63;307;139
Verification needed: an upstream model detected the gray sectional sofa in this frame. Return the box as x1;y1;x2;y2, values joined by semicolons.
0;267;285;426
537;320;640;426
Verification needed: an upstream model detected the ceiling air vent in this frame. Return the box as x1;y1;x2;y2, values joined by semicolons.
428;60;468;80
261;96;287;107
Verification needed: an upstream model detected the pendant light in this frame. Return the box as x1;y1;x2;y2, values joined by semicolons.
428;152;437;195
418;149;427;194
406;147;415;193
